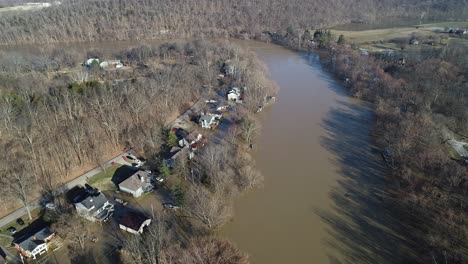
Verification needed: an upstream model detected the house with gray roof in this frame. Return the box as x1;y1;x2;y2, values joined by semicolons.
199;115;218;129
74;191;114;222
118;170;153;197
13;226;54;260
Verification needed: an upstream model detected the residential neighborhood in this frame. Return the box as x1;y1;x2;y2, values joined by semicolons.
0;63;274;263
0;36;282;263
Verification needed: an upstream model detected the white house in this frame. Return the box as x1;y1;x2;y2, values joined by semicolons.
13;226;54;260
74;191;114;222
118;211;151;235
199;114;218;129
85;58;100;67
227;87;241;101
179;132;203;148
118;170;153;197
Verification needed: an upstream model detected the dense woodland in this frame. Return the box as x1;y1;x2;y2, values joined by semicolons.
1;0;468;45
0;39;272;218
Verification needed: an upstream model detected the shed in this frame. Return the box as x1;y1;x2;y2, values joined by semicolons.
118;211;151;235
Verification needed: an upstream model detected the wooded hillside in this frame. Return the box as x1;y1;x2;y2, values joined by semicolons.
1;0;467;45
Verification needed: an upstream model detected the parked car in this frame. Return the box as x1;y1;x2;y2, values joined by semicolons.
217;105;229;111
16;218;25;226
155;176;164;183
7;227;16;234
114;197;128;206
124;155;142;167
45;203;56;210
162;203;180;210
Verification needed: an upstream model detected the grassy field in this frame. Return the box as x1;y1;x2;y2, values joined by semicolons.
331;21;468;52
420;21;468;28
0;207;41;247
87;164;122;191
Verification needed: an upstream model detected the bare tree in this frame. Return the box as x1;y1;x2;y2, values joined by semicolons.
51;212;92;253
168;236;249;264
0;148;35;220
70;69;89;83
240;116;259;146
184;185;232;229
122;216;172;264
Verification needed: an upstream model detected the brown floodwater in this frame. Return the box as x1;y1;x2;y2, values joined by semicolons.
221;41;410;264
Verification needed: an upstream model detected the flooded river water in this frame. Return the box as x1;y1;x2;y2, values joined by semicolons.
221;41;407;263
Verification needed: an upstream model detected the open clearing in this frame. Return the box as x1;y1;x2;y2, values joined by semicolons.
331;21;468;52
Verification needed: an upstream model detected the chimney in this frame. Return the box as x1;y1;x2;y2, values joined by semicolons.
138;174;144;182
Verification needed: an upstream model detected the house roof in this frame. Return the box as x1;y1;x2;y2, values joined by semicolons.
170;146;188;160
79;192;109;210
170;146;181;154
200;115;214;123
13;226;52;253
174;128;188;139
118;211;150;231
119;171;151;192
186;131;201;143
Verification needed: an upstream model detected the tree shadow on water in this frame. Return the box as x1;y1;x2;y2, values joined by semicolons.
318;100;421;264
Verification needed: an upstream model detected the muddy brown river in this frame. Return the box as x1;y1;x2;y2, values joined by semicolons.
221;41;408;264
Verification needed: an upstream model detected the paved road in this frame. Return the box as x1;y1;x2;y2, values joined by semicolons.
0;152;134;229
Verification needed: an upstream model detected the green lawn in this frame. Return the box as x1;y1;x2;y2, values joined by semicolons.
420;21;468;29
87;164;121;191
0;207;41;247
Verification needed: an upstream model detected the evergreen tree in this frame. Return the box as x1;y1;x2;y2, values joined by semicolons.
173;184;186;206
337;34;345;45
167;131;178;147
159;160;171;179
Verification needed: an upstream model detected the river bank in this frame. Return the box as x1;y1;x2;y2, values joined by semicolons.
217;41;414;263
